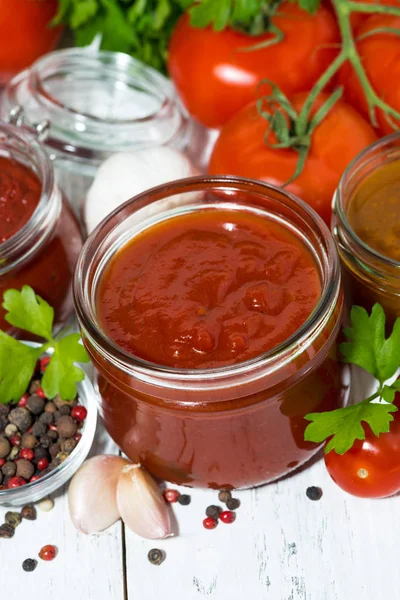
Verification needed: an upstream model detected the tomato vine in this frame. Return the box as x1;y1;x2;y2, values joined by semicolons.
258;0;400;181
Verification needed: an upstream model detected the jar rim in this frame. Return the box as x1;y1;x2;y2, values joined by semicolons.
335;131;400;270
2;47;188;162
0;123;58;274
74;176;341;383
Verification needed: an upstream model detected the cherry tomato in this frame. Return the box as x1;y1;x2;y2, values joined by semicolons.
339;14;400;135
325;401;400;498
0;0;62;83
208;93;377;225
168;2;339;128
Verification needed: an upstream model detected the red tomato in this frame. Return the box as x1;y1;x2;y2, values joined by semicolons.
0;0;62;82
349;0;400;30
339;14;400;135
168;3;339;128
325;400;400;498
208;93;377;225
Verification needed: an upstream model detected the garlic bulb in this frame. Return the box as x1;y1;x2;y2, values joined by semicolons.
84;147;199;234
117;464;172;539
68;455;129;534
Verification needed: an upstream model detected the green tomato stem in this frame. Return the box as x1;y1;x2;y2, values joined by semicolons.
347;1;400;16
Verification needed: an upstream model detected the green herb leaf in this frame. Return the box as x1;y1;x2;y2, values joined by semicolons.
0;332;42;404
3;286;54;341
340;304;400;385
42;334;89;401
304;401;398;455
0;286;89;403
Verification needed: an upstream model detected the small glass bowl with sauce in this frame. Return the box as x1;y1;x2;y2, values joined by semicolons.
74;176;349;490
332;133;400;326
0;47;191;215
0;123;83;335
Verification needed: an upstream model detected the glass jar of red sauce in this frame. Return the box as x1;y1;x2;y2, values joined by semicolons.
0;47;191;216
332;134;400;326
74;177;348;489
0;124;83;335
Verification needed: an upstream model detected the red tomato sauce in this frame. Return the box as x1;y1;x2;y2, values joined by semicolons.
0;157;41;243
97;208;321;368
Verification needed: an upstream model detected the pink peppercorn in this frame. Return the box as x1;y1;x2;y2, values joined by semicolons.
37;458;49;471
219;511;236;524
36;388;46;399
30;475;41;483
9;435;21;447
71;406;87;423
203;517;218;530
39;545;57;561
18;393;29;407
163;489;180;503
20;448;35;461
7;476;26;488
40;357;51;372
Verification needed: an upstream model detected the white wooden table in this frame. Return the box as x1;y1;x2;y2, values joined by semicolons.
0;367;395;600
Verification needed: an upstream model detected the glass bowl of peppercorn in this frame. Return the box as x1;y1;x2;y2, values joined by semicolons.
0;343;98;506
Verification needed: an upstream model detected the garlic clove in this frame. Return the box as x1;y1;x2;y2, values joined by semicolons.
68;455;129;534
84;147;200;234
117;464;172;539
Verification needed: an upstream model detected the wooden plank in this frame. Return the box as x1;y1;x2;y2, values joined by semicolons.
0;421;126;600
124;366;395;600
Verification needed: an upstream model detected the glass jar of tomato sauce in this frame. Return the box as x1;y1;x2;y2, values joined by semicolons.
332;134;400;326
0;47;190;216
74;177;348;489
0;124;83;335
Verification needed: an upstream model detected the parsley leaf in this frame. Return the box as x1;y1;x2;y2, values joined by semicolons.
340;304;400;385
0;286;89;403
0;332;42;403
53;0;321;73
305;400;398;455
3;286;54;341
42;334;88;401
304;304;400;454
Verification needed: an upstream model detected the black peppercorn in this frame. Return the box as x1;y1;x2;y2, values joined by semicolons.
0;523;15;538
49;443;61;458
226;498;240;511
5;511;22;528
205;505;221;519
59;405;71;415
306;486;323;501
16;459;35;481
56;416;77;438
0;404;10;416
21;505;37;521
177;494;191;506
21;433;38;449
32;421;47;438
0;415;8;431
39;412;54;425
147;548;165;566
22;558;38;572
47;430;58;441
34;446;49;462
26;395;45;416
60;438;77;454
44;402;57;414
0;436;11;458
2;461;16;477
8;407;32;433
40;435;52;449
218;490;232;504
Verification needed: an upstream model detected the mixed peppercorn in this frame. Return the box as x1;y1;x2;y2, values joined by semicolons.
0;360;87;490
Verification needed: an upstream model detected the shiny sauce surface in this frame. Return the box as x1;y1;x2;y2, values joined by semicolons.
0;156;41;243
97;208;321;369
348;160;400;261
